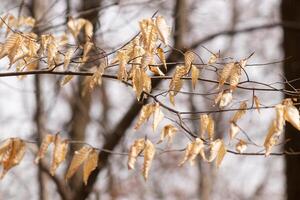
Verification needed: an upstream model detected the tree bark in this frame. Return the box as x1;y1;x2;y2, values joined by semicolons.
281;1;300;200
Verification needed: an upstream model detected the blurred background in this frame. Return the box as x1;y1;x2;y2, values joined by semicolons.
0;0;300;199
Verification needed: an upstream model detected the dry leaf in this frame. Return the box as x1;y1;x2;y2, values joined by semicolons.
169;65;186;105
191;65;199;90
229;63;241;90
155;16;170;45
207;139;226;164
0;138;26;179
82;62;105;96
229;122;240;140
253;95;260;113
50;136;68;176
236;139;247;153
158;124;178;144
208;52;219;64
157;47;167;70
143;140;155;180
152;103;164;131
35;134;55;164
231;101;247;123
283;99;300;130
179;138;204;166
128;139;145;170
199;114;209;138
216;140;226;167
264;120;282;156
215;90;232;108
117;50;128;81
65;146;92;180
83;149;99;185
218;62;235;88
207;115;215;141
60;75;74;86
184;51;195;73
135;103;155;130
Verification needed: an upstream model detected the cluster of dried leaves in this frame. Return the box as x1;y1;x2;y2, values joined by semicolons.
0;134;99;184
1;13;300;182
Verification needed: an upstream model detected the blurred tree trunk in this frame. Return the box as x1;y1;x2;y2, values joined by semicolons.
281;1;300;200
67;0;102;191
29;1;48;200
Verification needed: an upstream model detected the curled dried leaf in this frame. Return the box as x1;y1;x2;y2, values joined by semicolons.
264;120;282;156
155;16;170;45
283;99;300;130
0;138;26;179
117;50;128;81
229;63;241;90
184;51;195;73
207;139;226;166
208;52;219;64
153;103;164;131
60;75;74;86
199;114;209;138
236;139;247;153
82;62;105;96
179;138;204;166
218;62;235;88
215;90;232;108
67;18;93;40
231;101;247;123
135;103;155;130
50;136;69;176
158;124;178;144
169;65;186;105
254;95;261;113
157;47;167;70
128;139;145;170
143;140;155;180
65;146;92;181
35;134;55;164
229;122;240;140
207;115;215;141
83;149;99;185
191;65;199;90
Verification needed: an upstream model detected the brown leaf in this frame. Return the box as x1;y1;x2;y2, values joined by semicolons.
218;62;235;88
152;103;164;131
65;146;92;181
157;47;167;70
231;101;247;123
229;122;240;140
83;149;99;185
155;16;170;45
143;140;155;180
208;52;219;64
179;138;204;166
0;138;26;179
229;62;241;90
35;134;55;164
199;114;209;138
50;135;69;175
191;65;199;90
184;51;195;73
135;103;155;130
236;139;247;153
128;139;145;170
216;140;226;167
283;99;300;130
158;124;178;144
253;95;261;113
